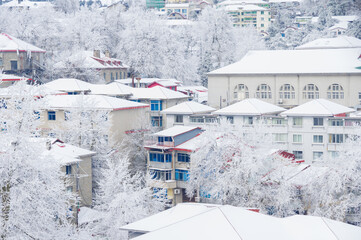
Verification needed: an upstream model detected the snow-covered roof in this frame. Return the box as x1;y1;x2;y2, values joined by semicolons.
44;78;92;92
129;86;188;100
209;48;361;75
218;0;267;6
0;33;46;53
0;74;31;82
54;51;128;70
178;86;208;93
44;95;149;111
165;20;195;26
165;3;190;8
35;138;95;165
1;0;53;8
311;15;358;24
173;134;202;152
161;101;215;115
281;99;355;117
126;204;361;240
154;126;201;137
213;98;286;116
116;78;181;86
0;82;63;97
296;36;361;50
241;4;267;11
87;82;132;96
121;203;221;233
329;22;348;31
269;0;303;3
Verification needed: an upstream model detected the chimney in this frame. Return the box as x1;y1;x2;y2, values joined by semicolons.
93;50;100;58
105;50;110;58
46;139;52;150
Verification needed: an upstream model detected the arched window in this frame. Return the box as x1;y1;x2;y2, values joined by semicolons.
233;84;249;100
256;84;272;99
303;84;319;99
279;84;295;99
327;84;344;99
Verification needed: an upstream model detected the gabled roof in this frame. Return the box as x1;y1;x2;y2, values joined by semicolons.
218;0;267;6
126;204;361;240
129;86;188;100
44;78;92;92
213;98;286;116
54;51;128;70
281;99;355;117
116;78;181;86
173;134;202;152
154;126;201;137
87;82;133;96
44;95;149;111
161;101;215;115
296;36;361;50
209;48;361;75
0;33;46;53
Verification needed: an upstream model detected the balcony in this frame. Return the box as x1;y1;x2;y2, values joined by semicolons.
148;180;177;189
149;161;172;169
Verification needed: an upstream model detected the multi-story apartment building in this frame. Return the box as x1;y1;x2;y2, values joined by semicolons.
208;48;361;109
225;4;271;31
39;94;149;146
54;50;128;83
0;33;46;78
145;126;203;205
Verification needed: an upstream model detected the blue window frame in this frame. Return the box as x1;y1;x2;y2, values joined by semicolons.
34;111;40;120
182;9;187;14
150;169;172;181
151;116;162;127
178;153;190;162
48;111;56;121
66;165;71;175
150;100;162;111
175;169;189;181
149;153;172;163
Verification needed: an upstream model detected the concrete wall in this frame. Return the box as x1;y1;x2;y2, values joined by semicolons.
208;74;361;109
0;51;44;73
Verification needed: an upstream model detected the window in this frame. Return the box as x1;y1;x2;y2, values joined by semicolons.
273;133;287;142
359;92;361;102
272;118;285;125
111;72;114;81
149;153;172;163
116;72;118;79
150;169;172;181
329;151;339;158
313;135;323;143
256;84;272;99
329;134;344;143
48;111;56;121
261;11;264;14
233;84;249;100
293;151;303;160
10;61;17;70
175;115;183;123
293;134;302;143
150;100;162;111
0;58;2;66
303;84;319;99
313;117;324;126
227;116;234;124
178;153;190;162
247;116;253;125
174;9;180;13
313;152;323;161
67;186;73;193
182;9;187;14
151;116;162;127
103;73;106;80
327;84;344;99
34;111;40;120
292;117;302;126
261;24;264;27
279;84;295;99
64;111;70;121
329;119;343;126
190;117;204;123
261;17;264;21
175;169;189;181
66;165;72;175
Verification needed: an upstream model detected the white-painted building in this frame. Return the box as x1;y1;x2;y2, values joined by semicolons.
208;48;361;109
161;101;216;128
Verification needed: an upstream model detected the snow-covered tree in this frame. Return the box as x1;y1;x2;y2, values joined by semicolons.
346;17;361;39
186;121;297;216
0;82;78;239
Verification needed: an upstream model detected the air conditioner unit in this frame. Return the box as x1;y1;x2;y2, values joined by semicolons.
186;163;191;169
174;189;181;195
278;99;283;104
195;197;201;202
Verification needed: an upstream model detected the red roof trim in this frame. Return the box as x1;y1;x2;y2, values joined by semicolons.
0;50;46;53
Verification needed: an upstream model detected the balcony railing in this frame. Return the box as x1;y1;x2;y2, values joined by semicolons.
149;161;172;169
